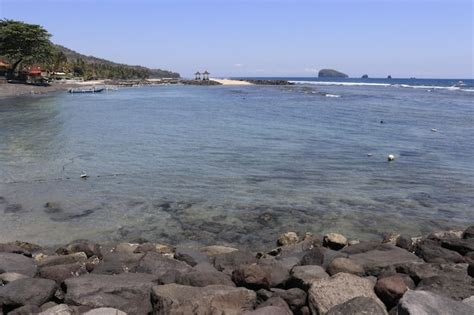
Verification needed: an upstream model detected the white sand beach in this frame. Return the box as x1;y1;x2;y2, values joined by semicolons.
210;78;254;85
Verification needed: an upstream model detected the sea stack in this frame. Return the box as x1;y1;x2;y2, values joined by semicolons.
318;69;349;78
361;74;369;79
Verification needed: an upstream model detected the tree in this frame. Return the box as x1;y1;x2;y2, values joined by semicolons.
0;19;53;78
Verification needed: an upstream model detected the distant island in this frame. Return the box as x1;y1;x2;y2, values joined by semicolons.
318;69;348;78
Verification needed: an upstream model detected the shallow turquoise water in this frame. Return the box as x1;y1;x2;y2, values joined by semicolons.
0;83;473;249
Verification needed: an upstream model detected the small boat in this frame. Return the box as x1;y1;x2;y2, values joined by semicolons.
68;87;105;94
454;80;466;87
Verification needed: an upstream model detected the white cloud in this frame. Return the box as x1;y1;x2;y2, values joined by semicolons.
234;63;243;67
304;67;319;73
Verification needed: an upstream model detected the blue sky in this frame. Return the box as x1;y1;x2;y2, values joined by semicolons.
1;0;472;78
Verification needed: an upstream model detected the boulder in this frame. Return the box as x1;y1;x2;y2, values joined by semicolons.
440;238;474;256
308;273;384;315
375;274;415;308
398;290;474;315
427;230;463;240
327;257;364;276
37;252;88;268
151;284;256;315
395;262;467;284
463;226;474;239
289;265;329;289
300;247;325;265
8;305;41;315
38;304;74;314
269;288;307;311
0;243;31;257
257;296;291;311
0;253;37;277
56;240;102;258
174;246;209;266
0;272;29;284
213;250;257;275
0;278;56;307
416;274;474;300
416;239;465;263
396;235;415;251
64;273;159;314
244;305;292;315
327;296;388;315
257;257;291;287
135;251;192;281
176;270;235;287
39;262;87;284
92;251;144;275
232;264;271;290
323;233;348;250
277;232;299;246
341;241;381;255
349;244;422;276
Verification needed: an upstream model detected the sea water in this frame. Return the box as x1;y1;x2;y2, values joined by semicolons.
0;78;473;249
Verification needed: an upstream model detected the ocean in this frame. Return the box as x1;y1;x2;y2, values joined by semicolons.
0;78;473;249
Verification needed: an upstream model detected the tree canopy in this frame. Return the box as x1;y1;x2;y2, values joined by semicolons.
0;19;54;76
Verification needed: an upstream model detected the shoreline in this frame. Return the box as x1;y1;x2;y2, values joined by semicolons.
0;227;472;314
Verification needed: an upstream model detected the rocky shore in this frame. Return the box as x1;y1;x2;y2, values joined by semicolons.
1;226;473;314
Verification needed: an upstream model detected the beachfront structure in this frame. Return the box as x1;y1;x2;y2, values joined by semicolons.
194;71;201;80
203;70;210;80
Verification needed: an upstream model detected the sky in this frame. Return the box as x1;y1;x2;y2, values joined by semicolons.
1;0;473;78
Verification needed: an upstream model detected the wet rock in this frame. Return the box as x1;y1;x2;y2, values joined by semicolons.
300;246;325;265
176;270;235;287
277;232;299;246
349;244;422;276
270;239;315;261
200;245;238;257
92;251;144;274
257;257;291;287
463;226;474;239
440;238;474;256
398;290;474;315
83;307;127;315
39;262;88;284
323;233;348;250
64;273;158;314
213;250;257;275
0;253;37;277
341;241;381;255
38;252;88;268
416;274;474;300
0;278;56;307
135;251;192;280
396;235;415;252
151;284;256;314
289;265;329;290
232;264;271;290
327;296;388;315
395;262;468;284
0;243;31;257
56;240;102;258
416;239;465;263
327;257;364;276
174;246;209;266
427;230;463;240
382;232;401;245
0;272;30;284
375;274;415;308
308;273;384;315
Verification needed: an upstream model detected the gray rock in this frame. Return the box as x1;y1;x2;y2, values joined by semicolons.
416;274;474;300
463;296;474;307
341;241;382;255
176;270;235;287
269;288;307;311
8;305;41;315
323;233;348;250
289;265;329;289
0;272;29;284
135;251;192;281
395;262;468;284
327;296;388;315
398;290;474;315
257;257;291;287
327;257;364;276
174;246;209;266
38;304;74;314
232;264;271;290
244;305;292;315
396;235;415;251
463;226;474;239
92;251;144;275
440;238;474;256
37;253;88;268
277;232;299;246
39;262;87;284
83;307;127;315
257;296;291;311
0;253;37;277
308;273;384;315
349;244;422;276
416;239;465;263
213;250;257;275
64;273;159;314
56;240;102;258
375;274;415;308
0;278;56;307
199;245;238;257
0;243;31;257
300;247;325;266
151;284;256;315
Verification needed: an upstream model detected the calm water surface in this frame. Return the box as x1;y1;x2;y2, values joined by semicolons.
1;82;473;249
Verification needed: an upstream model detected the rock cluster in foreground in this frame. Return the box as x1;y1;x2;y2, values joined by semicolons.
0;226;473;314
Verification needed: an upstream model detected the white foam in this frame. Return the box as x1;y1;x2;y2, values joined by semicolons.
325;94;341;98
